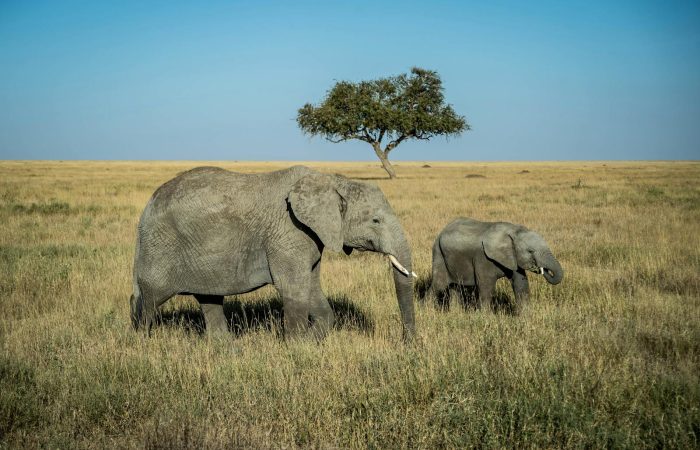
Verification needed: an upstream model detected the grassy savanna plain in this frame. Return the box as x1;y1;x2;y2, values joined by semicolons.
1;160;698;448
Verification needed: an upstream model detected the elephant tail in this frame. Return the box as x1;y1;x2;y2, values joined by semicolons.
130;219;144;330
429;237;448;291
129;285;142;330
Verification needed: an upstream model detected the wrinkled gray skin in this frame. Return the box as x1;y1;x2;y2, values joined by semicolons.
130;165;415;340
430;218;563;312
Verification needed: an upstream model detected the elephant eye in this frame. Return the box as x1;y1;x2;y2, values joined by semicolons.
372;216;381;224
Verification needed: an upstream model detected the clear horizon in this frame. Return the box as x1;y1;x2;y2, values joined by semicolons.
1;1;699;161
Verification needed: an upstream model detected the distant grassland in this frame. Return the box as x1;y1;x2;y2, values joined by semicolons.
1;160;699;448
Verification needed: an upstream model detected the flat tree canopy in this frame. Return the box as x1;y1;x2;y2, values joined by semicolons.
297;67;469;178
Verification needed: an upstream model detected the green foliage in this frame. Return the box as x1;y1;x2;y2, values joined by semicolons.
12;200;71;215
3;200;105;216
297;68;468;177
645;186;665;197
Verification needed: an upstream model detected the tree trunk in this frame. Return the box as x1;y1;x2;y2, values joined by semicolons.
372;142;397;179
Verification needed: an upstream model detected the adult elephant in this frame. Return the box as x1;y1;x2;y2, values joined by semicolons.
130;165;416;340
430;218;563;312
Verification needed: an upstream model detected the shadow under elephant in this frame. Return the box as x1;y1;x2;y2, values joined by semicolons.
156;293;375;337
414;274;518;315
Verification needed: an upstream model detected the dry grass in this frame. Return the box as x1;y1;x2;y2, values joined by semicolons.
1;160;698;448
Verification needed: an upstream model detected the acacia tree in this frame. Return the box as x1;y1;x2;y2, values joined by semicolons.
297;67;469;179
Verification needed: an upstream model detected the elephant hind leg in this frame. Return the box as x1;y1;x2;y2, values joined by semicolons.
194;294;228;335
430;245;451;311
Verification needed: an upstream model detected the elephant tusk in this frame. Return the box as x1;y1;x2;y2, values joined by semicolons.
539;267;545;275
388;255;417;278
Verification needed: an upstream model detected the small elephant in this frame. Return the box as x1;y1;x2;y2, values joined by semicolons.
430;218;563;312
130;165;416;340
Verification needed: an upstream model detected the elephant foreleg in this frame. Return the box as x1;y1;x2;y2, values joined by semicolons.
270;257;321;340
281;301;310;339
308;265;335;340
278;297;334;340
309;298;334;341
510;268;530;314
278;281;333;340
195;294;228;335
456;284;477;310
434;285;451;311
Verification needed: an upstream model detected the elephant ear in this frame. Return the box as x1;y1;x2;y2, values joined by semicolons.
482;224;518;271
288;173;343;253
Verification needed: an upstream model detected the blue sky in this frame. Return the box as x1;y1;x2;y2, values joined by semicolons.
1;0;698;160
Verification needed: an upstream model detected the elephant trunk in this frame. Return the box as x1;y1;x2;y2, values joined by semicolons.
382;224;416;342
391;245;416;342
537;250;563;285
